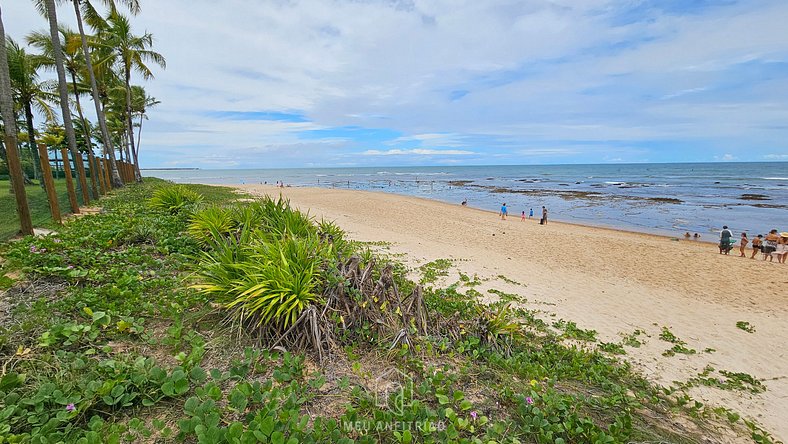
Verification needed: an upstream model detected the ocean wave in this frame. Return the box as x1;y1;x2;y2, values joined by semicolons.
762;177;788;180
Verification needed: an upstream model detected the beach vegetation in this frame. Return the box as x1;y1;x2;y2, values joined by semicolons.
418;258;453;284
148;184;203;214
458;271;482;287
487;288;523;303
677;366;766;394
496;274;524;286
599;342;626;355
621;329;646;348
552;319;598;341
736;321;756;333
0;179;781;443
659;327;696;356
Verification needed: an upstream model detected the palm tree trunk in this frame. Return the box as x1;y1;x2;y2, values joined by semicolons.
72;0;123;188
123;68;141;182
70;70;99;198
136;113;143;156
45;0;89;207
23;101;41;182
0;6;33;235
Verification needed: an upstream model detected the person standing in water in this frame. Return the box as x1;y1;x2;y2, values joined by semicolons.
541;206;548;224
500;203;508;220
529;208;534;219
521;210;526;221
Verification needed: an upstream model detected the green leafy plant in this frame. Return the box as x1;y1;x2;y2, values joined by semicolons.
148;185;203;214
736;321;756;333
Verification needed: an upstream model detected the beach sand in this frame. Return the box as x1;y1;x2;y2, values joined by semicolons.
236;184;787;441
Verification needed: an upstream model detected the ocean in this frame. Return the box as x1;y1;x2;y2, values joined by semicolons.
143;163;788;238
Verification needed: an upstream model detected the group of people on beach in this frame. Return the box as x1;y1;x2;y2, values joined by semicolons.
497;203;549;225
705;226;788;263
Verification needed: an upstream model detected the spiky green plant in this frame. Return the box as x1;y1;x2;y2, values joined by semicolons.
148;185;203;214
194;235;325;329
187;206;234;245
476;303;522;353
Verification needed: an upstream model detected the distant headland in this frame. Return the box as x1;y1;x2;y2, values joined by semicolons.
140;168;200;171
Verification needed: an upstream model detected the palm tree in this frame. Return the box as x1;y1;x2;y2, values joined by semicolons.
130;85;158;160
97;11;165;182
28;27;102;196
5;37;57;183
73;0;140;188
38;0;90;207
0;5;34;235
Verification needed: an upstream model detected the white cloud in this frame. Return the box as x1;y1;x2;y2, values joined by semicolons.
4;0;788;167
362;148;475;156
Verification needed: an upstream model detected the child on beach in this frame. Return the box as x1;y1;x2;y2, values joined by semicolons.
521;210;525;221
751;235;763;258
529;208;534;219
684;232;691;239
500;203;508;220
739;232;748;257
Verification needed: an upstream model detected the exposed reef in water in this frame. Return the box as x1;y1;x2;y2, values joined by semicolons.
739;193;771;201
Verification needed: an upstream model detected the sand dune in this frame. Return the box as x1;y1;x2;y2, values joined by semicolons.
236;184;788;441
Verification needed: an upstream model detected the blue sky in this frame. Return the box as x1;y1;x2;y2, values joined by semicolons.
5;0;788;168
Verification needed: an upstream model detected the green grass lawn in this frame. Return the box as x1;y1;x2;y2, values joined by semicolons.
0;179;86;240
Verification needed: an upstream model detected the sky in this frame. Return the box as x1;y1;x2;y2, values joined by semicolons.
5;0;788;168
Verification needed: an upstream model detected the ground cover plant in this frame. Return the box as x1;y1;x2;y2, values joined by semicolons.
0;179;781;443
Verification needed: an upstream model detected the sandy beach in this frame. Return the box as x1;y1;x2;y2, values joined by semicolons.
235;183;787;441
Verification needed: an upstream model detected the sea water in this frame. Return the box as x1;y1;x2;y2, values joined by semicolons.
144;162;788;238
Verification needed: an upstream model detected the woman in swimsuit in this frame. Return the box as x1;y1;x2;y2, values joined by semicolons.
739;233;748;257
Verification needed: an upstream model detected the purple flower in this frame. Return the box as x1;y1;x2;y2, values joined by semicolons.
526;397;534;405
66;403;75;412
30;245;37;253
53;238;62;243
67;265;74;269
470;411;477;420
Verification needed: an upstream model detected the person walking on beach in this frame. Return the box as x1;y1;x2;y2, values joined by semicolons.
762;229;779;261
739;232;749;257
529;208;534;219
500;203;508;220
719;226;733;254
776;232;788;264
751;234;763;258
541;206;548;225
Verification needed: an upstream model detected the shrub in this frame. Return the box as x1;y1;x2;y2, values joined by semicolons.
194;235;325;329
187;206;234;245
149;186;203;214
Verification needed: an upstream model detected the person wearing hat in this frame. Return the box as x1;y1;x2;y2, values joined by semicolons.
777;232;788;264
762;229;780;262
